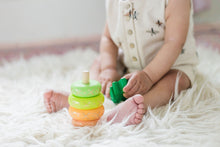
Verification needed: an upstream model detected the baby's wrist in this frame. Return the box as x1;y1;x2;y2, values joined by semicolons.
101;66;117;72
142;69;154;85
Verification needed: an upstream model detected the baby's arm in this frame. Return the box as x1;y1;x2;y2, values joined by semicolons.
99;23;120;97
143;0;191;84
100;23;118;71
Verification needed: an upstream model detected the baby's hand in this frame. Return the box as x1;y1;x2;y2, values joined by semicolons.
123;71;153;98
98;68;120;98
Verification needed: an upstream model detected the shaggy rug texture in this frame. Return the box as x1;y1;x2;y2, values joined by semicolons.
0;46;220;147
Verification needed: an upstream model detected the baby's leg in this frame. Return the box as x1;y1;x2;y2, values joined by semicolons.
142;70;190;109
44;57;101;113
107;70;190;125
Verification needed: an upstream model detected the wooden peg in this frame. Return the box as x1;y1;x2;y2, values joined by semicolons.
82;71;90;84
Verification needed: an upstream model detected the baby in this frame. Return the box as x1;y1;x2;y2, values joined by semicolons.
44;0;198;125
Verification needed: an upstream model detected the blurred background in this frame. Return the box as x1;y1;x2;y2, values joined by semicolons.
0;0;219;60
194;0;220;23
0;0;105;44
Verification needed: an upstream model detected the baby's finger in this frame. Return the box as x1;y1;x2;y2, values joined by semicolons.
122;73;132;80
101;81;107;94
105;82;112;98
123;76;136;92
98;76;103;84
124;83;139;98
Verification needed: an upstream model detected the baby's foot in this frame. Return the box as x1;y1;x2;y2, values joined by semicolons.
44;90;69;113
107;94;145;125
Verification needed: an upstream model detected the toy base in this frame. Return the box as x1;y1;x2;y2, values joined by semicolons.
69;105;104;121
72;119;98;127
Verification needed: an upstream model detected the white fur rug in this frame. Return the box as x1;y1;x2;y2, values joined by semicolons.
0;46;220;147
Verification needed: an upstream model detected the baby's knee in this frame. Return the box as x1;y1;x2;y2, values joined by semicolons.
165;70;190;92
178;72;191;91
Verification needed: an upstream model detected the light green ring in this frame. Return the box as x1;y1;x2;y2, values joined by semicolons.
68;92;104;110
71;80;101;97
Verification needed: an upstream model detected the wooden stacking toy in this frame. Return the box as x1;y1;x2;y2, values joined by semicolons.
110;78;128;104
68;71;104;127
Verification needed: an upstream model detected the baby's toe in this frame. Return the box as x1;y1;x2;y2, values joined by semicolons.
134;118;142;124
135;113;144;119
133;94;144;104
44;99;52;113
47;104;52;113
51;101;57;112
43;90;53;113
137;108;145;114
138;104;144;109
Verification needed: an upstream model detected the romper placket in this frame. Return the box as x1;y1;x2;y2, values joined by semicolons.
120;1;142;70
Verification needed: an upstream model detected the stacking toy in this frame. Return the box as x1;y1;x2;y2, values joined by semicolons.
110;78;128;104
68;71;104;127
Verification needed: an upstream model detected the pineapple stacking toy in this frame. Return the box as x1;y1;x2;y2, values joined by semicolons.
68;71;104;127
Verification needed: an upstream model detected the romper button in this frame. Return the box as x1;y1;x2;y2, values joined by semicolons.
128;29;133;35
132;56;137;61
130;43;135;48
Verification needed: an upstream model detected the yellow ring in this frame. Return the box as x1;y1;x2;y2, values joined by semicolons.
69;105;104;121
68;92;104;110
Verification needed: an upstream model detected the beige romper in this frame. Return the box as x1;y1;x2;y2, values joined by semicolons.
105;0;199;84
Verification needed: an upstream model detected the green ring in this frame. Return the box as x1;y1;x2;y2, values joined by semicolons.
68;92;104;110
71;80;101;97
